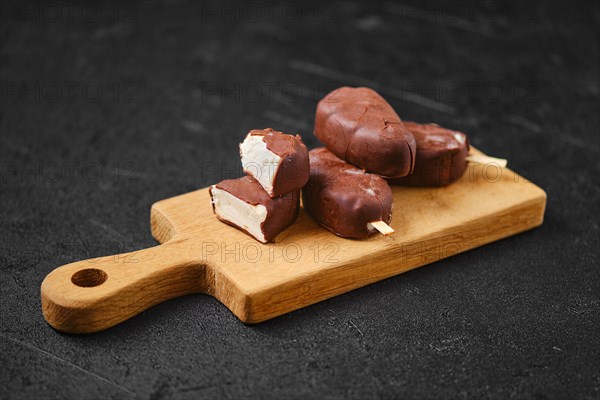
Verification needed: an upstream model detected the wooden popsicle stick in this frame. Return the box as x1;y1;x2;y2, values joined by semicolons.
368;220;395;235
466;154;508;168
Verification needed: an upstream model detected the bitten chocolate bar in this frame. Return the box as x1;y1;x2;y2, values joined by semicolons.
240;128;309;198
388;122;470;187
302;148;393;239
210;176;299;243
314;87;416;178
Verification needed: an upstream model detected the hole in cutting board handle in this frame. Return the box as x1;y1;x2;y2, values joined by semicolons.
71;268;108;287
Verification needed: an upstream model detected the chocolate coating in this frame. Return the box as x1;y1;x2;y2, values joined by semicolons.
245;128;309;197
314;87;416;178
302;148;393;239
210;175;299;242
388;122;470;187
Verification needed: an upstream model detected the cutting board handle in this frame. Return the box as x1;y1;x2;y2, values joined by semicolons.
41;239;208;334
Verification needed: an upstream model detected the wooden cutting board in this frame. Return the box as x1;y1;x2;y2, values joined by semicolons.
41;149;546;333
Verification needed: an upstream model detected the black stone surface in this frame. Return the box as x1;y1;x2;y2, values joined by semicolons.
1;1;599;399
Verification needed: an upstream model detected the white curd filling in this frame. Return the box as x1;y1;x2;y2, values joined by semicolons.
211;186;268;242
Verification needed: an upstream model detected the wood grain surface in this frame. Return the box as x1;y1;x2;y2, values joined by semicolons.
41;149;546;333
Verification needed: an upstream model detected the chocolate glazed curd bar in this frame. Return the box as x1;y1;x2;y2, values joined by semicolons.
302;148;393;239
388;122;470;187
240;128;309;198
209;176;300;243
314;86;416;178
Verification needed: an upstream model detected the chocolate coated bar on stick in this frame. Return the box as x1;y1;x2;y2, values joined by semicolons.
388;122;470;187
314;87;416;178
302;147;394;239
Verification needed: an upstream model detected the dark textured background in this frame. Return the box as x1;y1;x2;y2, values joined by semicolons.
1;1;599;399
